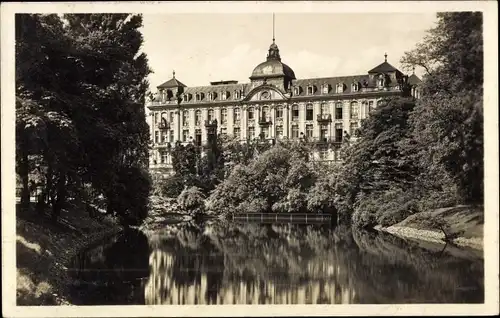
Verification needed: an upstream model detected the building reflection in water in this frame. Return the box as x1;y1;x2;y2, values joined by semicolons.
144;223;357;305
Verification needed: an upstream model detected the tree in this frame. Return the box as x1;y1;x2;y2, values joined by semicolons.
401;12;483;204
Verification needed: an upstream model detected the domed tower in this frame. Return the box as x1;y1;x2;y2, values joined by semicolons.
249;40;296;92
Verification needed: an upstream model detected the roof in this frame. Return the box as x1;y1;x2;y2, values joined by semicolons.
157;77;187;89
408;74;422;85
368;61;401;74
250;60;296;80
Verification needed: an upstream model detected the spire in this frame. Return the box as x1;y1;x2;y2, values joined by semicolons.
272;13;275;43
384;52;388;62
173;70;176;78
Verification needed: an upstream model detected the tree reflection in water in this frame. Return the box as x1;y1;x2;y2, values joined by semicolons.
70;222;484;305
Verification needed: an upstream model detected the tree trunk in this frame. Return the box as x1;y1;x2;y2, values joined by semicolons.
52;173;67;221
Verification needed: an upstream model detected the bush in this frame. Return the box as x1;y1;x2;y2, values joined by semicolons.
177;186;205;216
159;174;185;198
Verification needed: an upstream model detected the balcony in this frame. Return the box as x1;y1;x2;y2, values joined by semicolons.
317;114;332;123
157;119;170;130
205;119;218;128
258;116;272;126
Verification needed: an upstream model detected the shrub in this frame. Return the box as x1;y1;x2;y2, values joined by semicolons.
177;186;206;216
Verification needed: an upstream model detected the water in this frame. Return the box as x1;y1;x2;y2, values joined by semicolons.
68;221;484;305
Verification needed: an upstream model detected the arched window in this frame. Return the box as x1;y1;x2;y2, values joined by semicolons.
378;75;385;88
321;103;329;115
182;110;189;126
208;93;213;101
208;109;214;121
292;104;299;121
293;86;300;95
221;108;228;124
322;84;329;94
306;104;314;121
195;110;202;125
336;83;344;93
233;107;241;123
195;93;201;101
351;82;359;92
234;90;240;99
222;91;229;101
350;101;359;119
307;86;313;95
261;106;269;120
248;107;255;121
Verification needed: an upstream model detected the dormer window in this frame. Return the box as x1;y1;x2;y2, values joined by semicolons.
307;86;314;95
234;90;240;99
378;75;385;88
322;84;329;94
221;91;230;101
195;93;201;101
183;94;188;102
293;86;300;95
208;93;213;101
352;82;359;92
336;83;344;94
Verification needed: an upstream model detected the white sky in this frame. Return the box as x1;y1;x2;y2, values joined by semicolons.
141;13;438;90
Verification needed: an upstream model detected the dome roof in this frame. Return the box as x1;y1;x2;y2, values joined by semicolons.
250;59;296;80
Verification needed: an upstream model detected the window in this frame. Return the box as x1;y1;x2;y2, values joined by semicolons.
195;110;202;125
276;106;283;119
322;84;329;94
160;151;169;164
336;83;344;93
262;126;269;139
222;91;228;100
208;93;213;101
306;104;314;121
320;127;328;140
195;129;202;146
196;93;201;101
221;108;227;124
234;127;240;139
292;104;299;121
248;107;254;120
306;124;313;139
350;122;359;135
335;123;343;142
248;127;255;140
350;101;359;119
234;90;240;99
162;131;168;143
291;125;299;139
154;131;159;143
169;112;174;123
276;125;283;139
351;82;359;92
307;86;313;95
321;103;329;115
169;130;174;143
208;109;214;121
234;108;241;123
261;106;269;121
368;101;374;113
378;75;385;88
293;87;300;95
182;110;189;126
183;94;188;102
319;149;328;160
335;102;343;119
182;130;189;142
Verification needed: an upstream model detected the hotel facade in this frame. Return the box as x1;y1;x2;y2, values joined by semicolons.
146;40;421;176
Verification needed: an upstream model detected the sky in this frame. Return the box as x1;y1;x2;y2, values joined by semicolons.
140;13;438;91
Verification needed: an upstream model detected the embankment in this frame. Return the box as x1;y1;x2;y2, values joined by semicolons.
16;204;123;305
376;205;483;251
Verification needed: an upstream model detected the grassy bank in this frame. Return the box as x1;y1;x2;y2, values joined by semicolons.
16;203;123;305
376;205;483;251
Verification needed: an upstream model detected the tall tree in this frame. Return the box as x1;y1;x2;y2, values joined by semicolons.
401;12;483;203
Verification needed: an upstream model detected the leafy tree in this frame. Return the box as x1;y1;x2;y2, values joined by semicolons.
177;186;206;216
401;12;483;204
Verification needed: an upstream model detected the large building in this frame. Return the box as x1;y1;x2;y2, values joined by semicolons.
146;39;422;176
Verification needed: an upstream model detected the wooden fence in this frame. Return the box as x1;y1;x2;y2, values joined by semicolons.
232;213;334;225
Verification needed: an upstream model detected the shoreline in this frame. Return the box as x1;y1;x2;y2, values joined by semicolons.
375;225;483;251
16;207;123;306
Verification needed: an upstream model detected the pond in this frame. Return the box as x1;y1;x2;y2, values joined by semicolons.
68;221;484;305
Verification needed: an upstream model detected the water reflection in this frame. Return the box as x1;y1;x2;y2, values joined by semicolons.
69;222;484;305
